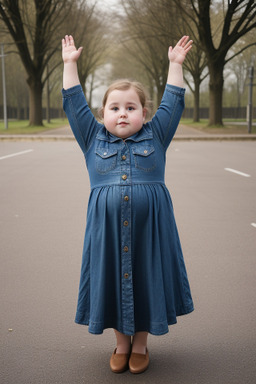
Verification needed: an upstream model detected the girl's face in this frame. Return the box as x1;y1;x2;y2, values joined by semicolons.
103;88;146;139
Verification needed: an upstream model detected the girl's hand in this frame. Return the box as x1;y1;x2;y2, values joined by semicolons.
62;35;83;63
168;36;193;65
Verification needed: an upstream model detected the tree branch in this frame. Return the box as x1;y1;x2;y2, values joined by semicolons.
225;42;256;64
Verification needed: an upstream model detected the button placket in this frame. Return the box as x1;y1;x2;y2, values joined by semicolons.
120;143;134;333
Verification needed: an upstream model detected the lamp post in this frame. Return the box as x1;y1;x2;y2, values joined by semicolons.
247;56;255;134
0;43;8;130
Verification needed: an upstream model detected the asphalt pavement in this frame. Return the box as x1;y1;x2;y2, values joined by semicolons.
1;136;256;384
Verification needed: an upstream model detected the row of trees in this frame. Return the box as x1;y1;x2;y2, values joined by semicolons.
0;0;109;125
117;0;256;125
0;0;255;126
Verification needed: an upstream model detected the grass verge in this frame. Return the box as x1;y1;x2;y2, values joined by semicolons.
180;118;256;134
0;119;68;134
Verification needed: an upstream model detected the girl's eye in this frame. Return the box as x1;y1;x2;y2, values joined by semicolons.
112;107;119;111
128;107;135;111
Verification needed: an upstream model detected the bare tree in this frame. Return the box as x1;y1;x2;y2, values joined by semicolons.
0;0;89;126
75;8;110;107
118;1;176;105
120;0;208;120
228;49;253;109
183;43;208;121
174;0;256;125
165;2;208;122
0;25;29;119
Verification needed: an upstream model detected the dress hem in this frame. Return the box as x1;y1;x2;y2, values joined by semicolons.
75;303;194;336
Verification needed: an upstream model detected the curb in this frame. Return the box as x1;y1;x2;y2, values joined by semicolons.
0;135;75;141
174;135;256;141
1;135;256;141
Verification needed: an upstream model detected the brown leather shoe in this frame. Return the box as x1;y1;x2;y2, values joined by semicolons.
129;348;149;374
110;348;130;373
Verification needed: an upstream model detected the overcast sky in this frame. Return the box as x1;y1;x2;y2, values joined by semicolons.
93;0;120;11
87;0;124;107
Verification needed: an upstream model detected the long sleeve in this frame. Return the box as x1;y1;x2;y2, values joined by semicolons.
150;84;185;150
62;85;103;154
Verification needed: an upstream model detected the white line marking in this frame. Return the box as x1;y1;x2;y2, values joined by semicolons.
0;149;34;160
224;168;251;178
251;223;256;228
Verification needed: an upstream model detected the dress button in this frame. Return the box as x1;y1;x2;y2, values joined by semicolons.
144;150;148;154
122;155;127;160
122;174;127;180
124;195;129;201
123;246;129;252
124;273;129;279
103;152;107;156
123;220;129;226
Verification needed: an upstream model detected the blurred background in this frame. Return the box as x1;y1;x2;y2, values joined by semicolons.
0;0;255;128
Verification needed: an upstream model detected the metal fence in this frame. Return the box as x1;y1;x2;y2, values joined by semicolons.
182;106;256;119
0;106;65;120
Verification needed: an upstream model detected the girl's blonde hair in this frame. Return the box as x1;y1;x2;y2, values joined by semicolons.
99;79;149;119
102;79;148;108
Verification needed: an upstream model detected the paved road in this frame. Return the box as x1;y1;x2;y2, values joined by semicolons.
1;140;256;384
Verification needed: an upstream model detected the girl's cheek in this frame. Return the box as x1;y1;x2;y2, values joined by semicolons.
135;116;144;125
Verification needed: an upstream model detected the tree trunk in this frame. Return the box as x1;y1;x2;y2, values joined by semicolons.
193;79;200;122
88;73;95;109
156;83;166;107
27;77;43;126
46;85;50;124
17;107;21;120
208;63;224;126
46;66;50;123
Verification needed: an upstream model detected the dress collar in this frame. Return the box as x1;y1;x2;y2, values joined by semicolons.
96;125;153;143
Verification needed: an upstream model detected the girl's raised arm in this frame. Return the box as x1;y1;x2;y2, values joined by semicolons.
62;35;83;89
167;36;192;88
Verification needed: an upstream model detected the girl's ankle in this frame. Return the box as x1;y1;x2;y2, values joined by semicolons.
114;329;131;354
116;344;131;354
131;331;148;354
131;345;147;354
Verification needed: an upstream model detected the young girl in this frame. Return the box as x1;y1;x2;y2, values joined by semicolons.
62;34;194;374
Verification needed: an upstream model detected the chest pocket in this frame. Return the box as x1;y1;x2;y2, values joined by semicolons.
132;145;156;172
95;148;118;174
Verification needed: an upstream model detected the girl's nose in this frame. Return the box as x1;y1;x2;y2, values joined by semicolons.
119;108;127;117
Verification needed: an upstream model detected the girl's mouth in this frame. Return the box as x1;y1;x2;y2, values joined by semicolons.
118;122;128;126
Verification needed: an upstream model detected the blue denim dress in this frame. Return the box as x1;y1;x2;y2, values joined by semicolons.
62;83;194;336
